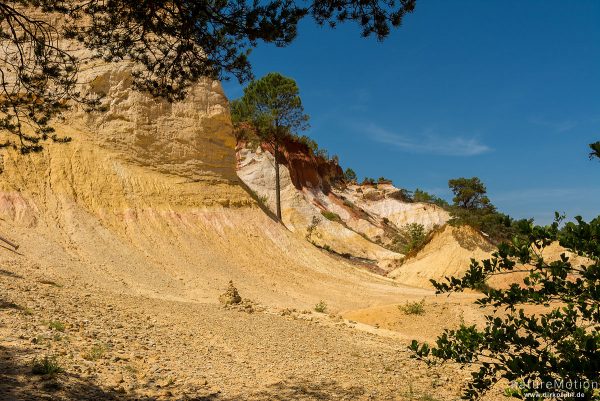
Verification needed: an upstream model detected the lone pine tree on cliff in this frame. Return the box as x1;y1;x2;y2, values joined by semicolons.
0;0;415;154
230;72;309;222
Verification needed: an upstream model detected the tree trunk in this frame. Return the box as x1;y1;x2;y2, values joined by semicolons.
274;141;282;222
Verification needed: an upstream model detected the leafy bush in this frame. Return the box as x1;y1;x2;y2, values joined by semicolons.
320;210;341;222
446;177;525;244
297;135;319;154
306;215;321;241
361;177;376;185
410;214;600;400
32;356;63;375
390;223;431;255
314;300;327;313
315;148;329;159
449;206;525;244
404;223;426;252
399;299;425;315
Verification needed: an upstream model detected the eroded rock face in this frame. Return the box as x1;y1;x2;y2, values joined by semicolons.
0;14;443;308
336;184;450;232
70;62;237;182
236;143;403;269
258;138;344;192
2;8;237;183
236;139;452;270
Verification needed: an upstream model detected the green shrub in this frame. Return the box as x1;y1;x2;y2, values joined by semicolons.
361;177;376;185
314;300;327;313
404;223;426;246
446;176;524;243
48;321;65;332
250;190;268;206
342;199;354;208
389;188;413;202
83;344;106;361
306;215;320;241
344;168;357;182
398;299;425;315
320;210;341;222
297;135;319;154
394;223;427;255
32;356;63;375
315;148;329;159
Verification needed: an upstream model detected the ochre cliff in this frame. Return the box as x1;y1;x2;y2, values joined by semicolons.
236;139;450;271
0;49;422;310
260;138;344;192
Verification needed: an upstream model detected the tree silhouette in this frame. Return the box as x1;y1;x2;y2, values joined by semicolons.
0;0;416;154
410;147;600;400
590;141;600;161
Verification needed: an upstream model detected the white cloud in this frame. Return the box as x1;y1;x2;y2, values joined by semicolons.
365;124;491;156
529;117;577;133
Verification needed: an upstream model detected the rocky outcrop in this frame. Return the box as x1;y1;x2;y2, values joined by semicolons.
236;140;451;271
337;184;449;230
259;138;344;192
236;144;403;269
0;43;413;310
72;64;237;182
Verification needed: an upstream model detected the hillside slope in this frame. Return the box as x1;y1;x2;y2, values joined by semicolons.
389;225;496;288
0;58;432;312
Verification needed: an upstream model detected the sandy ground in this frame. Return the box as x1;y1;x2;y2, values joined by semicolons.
0;258;493;401
0;57;516;400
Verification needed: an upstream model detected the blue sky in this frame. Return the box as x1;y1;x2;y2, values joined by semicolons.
222;0;600;224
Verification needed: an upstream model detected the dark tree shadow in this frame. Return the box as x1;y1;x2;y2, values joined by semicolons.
0;343;220;401
0;244;24;256
0;268;22;279
0;344;367;401
230;380;366;401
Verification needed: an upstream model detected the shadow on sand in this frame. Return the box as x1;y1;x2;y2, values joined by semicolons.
0;342;366;401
